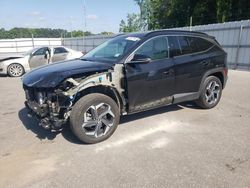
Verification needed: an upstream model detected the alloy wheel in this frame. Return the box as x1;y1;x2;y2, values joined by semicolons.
205;81;220;105
8;64;24;77
82;103;115;138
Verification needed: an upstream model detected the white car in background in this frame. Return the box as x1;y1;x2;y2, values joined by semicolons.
0;46;83;77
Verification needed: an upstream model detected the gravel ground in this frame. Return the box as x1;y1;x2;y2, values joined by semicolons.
0;70;249;188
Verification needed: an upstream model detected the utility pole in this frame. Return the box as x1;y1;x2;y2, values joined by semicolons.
83;0;87;53
31;33;34;48
83;0;87;30
70;16;73;38
189;16;193;31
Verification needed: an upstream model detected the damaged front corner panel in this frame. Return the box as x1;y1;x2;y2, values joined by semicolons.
63;64;127;111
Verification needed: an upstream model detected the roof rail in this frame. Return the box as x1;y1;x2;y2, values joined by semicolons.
144;29;209;37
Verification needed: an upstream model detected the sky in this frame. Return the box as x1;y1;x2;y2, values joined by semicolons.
0;0;139;33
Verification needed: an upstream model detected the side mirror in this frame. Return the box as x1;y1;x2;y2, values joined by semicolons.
129;54;151;64
30;51;35;57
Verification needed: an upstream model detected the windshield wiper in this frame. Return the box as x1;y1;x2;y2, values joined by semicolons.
81;58;94;62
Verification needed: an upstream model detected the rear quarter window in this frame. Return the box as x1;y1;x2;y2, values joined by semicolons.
195;37;214;52
54;47;68;54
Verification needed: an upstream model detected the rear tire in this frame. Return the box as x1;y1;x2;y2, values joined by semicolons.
195;76;222;109
7;63;24;77
70;93;120;144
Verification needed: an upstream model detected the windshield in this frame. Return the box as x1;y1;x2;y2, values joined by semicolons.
82;35;141;62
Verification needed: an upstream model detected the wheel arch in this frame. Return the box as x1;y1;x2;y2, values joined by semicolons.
208;72;224;88
73;85;125;114
199;68;226;93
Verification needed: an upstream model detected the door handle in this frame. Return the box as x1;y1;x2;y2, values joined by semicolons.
163;69;174;76
201;60;211;67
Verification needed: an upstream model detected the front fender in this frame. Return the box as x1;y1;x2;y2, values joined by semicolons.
2;56;30;72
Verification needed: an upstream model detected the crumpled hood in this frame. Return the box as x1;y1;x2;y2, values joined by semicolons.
22;59;112;88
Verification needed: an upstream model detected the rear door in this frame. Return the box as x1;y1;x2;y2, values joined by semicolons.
173;36;213;94
52;47;69;62
125;36;175;112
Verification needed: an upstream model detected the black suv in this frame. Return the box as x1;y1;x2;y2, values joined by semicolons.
22;30;228;144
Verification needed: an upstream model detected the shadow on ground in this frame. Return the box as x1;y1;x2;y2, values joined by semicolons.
18;101;200;144
18;108;82;144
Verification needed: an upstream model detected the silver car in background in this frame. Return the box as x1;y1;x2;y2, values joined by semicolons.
0;46;83;77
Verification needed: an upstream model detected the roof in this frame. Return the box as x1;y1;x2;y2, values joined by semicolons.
145;29;210;37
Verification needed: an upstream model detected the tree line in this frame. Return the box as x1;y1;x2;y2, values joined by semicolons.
0;28;113;39
120;0;250;32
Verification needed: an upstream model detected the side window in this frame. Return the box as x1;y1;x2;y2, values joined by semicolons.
196;38;213;51
178;36;192;55
167;36;182;57
54;47;68;54
135;36;169;60
187;37;200;53
33;47;48;56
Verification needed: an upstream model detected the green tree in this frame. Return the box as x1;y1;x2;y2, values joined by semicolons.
0;28;94;39
71;30;84;37
119;14;141;32
123;0;250;31
134;0;151;30
100;31;114;35
216;0;231;22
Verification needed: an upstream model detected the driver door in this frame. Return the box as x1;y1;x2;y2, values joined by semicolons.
125;36;175;112
29;47;49;69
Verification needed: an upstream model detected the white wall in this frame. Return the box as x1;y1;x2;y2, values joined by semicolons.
0;38;62;55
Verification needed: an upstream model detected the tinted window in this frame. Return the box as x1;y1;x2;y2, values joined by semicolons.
33;47;49;56
187;37;200;53
178;36;192;55
196;38;213;51
54;47;68;54
135;36;169;60
167;36;181;57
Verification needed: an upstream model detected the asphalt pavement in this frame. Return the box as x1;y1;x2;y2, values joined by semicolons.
0;70;249;188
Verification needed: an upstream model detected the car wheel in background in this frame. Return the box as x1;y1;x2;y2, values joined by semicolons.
7;63;25;77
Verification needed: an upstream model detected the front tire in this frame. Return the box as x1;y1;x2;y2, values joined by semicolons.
7;63;24;77
195;76;222;109
70;93;120;144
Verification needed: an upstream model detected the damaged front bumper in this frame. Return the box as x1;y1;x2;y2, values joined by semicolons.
25;100;68;130
24;85;72;131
